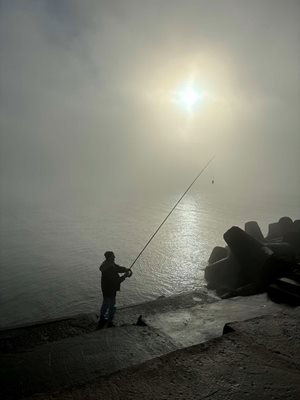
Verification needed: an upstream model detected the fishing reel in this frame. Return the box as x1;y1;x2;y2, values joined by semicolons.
125;269;133;278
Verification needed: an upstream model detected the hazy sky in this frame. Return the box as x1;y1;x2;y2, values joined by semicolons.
1;0;300;205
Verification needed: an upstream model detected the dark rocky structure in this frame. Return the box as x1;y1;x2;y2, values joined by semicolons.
244;220;264;241
266;222;282;239
205;217;300;305
294;219;300;232
207;246;228;264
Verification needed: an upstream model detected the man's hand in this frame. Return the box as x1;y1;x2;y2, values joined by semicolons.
125;269;133;278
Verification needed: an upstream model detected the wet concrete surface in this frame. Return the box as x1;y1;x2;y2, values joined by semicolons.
143;293;287;347
0;291;297;399
0;289;216;352
22;311;300;400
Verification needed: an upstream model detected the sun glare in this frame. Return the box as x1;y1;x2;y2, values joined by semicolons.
174;84;205;113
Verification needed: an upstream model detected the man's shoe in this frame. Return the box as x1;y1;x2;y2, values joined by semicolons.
96;319;107;330
107;321;115;328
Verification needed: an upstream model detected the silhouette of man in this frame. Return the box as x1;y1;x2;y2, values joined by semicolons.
97;251;132;329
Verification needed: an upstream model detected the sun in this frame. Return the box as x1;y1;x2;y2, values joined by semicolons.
180;87;199;107
174;84;204;112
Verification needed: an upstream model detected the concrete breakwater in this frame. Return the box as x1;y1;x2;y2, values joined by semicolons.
205;217;300;305
0;288;291;400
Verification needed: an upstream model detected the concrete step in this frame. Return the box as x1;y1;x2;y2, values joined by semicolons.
0;292;288;399
0;289;216;353
0;324;176;400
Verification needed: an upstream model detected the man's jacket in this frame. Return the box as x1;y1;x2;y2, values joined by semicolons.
100;260;128;297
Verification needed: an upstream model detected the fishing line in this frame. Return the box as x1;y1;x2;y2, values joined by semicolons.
129;154;215;270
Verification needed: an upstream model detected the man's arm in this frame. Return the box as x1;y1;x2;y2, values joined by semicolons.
115;264;129;274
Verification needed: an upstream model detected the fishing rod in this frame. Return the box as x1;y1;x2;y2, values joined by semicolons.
129;154;215;270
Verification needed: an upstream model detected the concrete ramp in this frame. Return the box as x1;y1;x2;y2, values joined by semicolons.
0;325;176;399
144;294;286;347
0;292;290;399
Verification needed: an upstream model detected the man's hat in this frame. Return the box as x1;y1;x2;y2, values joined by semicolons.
104;251;114;259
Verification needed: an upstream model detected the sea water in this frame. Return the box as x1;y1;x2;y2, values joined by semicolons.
0;188;299;328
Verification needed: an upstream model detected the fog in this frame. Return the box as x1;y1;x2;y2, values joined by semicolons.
1;0;300;207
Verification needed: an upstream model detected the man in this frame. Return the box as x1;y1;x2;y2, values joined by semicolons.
97;251;132;329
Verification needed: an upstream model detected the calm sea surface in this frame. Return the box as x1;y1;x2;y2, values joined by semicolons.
1;188;299;328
